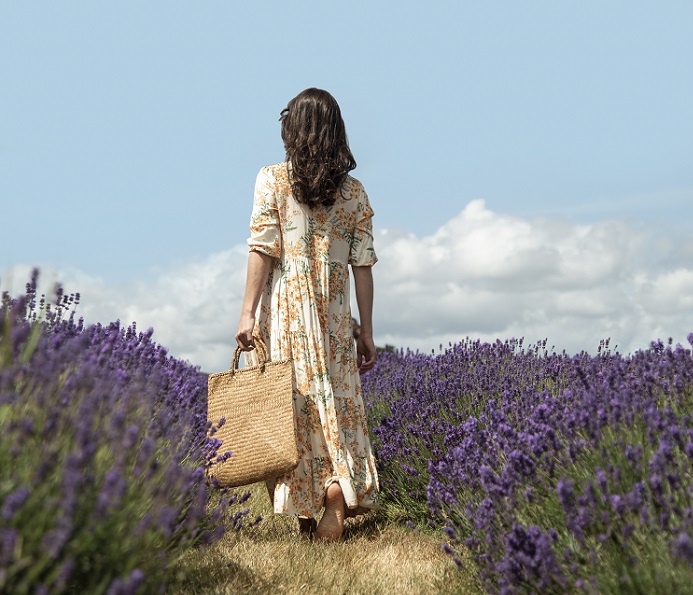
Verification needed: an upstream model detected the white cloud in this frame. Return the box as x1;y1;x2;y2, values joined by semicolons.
372;200;691;355
3;200;692;371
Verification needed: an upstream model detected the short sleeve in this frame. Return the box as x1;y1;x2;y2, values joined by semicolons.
349;186;378;266
247;167;281;258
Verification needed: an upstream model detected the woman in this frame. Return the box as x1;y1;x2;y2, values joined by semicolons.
235;88;380;541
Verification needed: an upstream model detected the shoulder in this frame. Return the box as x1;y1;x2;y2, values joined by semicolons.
256;162;290;187
345;174;366;196
258;162;287;178
344;175;373;216
263;162;287;173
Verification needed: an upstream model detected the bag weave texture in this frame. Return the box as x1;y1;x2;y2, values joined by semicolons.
207;338;297;488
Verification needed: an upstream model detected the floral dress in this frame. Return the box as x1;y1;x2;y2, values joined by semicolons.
245;162;380;518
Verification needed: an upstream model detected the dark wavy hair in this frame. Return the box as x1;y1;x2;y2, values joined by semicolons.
280;88;357;208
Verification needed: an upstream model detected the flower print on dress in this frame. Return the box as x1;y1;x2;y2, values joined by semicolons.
246;163;380;518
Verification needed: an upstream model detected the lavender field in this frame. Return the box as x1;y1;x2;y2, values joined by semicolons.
361;335;693;593
0;274;256;594
2;274;693;593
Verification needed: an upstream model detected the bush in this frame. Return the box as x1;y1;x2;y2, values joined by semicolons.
0;272;256;594
362;336;693;593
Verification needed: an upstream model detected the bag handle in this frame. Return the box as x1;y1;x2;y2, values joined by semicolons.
231;336;270;374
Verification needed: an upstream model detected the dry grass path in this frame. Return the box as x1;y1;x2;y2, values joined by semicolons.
172;484;482;594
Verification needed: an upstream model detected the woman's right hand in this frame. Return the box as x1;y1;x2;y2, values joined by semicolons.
236;251;275;351
356;334;376;374
235;314;256;351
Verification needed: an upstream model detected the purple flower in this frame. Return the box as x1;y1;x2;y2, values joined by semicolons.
650;474;663;497
123;568;145;594
55;558;75;591
359;316;693;592
0;529;18;566
672;532;693;563
684;442;693;460
557;478;575;512
622;522;635;540
1;273;248;593
499;524;567;590
1;486;30;521
624;444;642;468
596;468;608;497
475;498;496;531
610;495;625;519
660;511;671;530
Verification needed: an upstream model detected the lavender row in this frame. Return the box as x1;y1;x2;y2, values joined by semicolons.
0;273;254;594
362;336;693;593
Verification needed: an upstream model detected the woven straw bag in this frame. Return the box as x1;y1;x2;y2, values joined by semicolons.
207;337;298;488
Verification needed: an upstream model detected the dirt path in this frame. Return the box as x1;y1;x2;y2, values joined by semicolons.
172;485;481;594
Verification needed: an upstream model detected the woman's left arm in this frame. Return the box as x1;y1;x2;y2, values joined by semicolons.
235;250;275;351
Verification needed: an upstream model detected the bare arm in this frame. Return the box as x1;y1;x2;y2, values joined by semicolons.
352;265;376;374
235;250;275;351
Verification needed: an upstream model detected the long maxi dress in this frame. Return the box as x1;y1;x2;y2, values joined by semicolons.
245;162;380;518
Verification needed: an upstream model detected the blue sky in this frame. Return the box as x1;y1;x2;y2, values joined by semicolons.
2;2;692;368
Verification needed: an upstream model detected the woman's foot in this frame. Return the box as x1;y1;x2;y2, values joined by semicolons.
298;517;317;539
316;482;345;542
